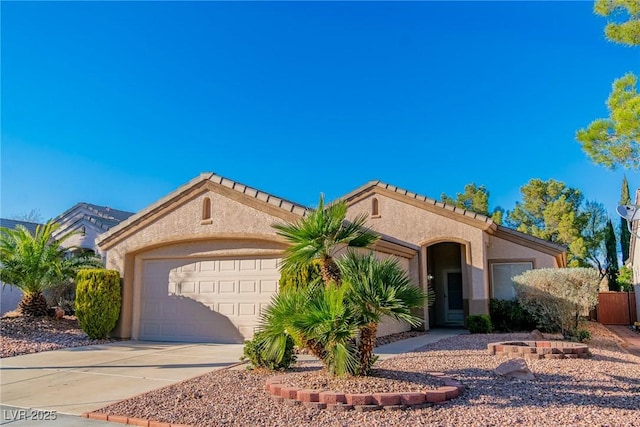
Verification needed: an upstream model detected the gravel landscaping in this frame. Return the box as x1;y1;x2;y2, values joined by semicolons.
0;313;117;358
3;314;638;426
94;322;640;427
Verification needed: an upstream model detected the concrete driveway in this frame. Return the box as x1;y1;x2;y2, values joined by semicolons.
0;341;245;416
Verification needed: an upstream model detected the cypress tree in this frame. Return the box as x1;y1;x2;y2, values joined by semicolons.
619;175;631;262
605;219;620;291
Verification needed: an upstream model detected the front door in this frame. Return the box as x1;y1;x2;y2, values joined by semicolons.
444;269;464;325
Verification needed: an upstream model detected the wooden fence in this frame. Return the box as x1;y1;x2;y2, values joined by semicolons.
596;292;637;325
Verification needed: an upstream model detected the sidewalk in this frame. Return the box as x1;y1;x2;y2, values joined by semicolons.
605;325;640;358
375;328;468;360
291;328;468;364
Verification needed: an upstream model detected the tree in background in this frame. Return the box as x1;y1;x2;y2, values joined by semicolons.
594;0;639;47
10;209;44;224
506;179;588;266
619;175;632;261
582;200;609;276
604;219;620;290
440;183;504;224
576;1;639;170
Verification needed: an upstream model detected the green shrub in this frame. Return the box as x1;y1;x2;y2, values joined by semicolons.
512;268;600;338
467;314;493;334
618;265;633;291
75;269;121;339
577;329;591;342
489;299;538;332
278;260;322;290
241;331;296;370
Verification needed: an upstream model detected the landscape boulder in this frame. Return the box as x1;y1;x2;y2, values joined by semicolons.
528;329;544;340
495;358;535;381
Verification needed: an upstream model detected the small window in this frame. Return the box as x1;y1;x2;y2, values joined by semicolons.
490;261;533;300
202;197;212;222
371;197;380;217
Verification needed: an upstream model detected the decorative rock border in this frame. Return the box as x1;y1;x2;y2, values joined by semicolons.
81;412;191;426
265;372;465;411
488;341;590;360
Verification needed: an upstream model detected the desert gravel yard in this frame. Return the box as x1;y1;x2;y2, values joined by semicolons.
95;323;640;427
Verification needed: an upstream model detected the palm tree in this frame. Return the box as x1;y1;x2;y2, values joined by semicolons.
259;283;359;376
273;194;379;286
0;221;100;316
338;251;427;375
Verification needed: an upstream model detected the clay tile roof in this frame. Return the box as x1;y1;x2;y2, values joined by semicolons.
202;173;309;216
340;180;493;224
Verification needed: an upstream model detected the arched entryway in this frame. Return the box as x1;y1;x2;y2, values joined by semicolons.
425;241;469;327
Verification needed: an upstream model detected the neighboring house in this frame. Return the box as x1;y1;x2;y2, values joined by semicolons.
52;202;135;257
628;189;640;323
97;173;566;343
0;219;44;315
0;204;133;316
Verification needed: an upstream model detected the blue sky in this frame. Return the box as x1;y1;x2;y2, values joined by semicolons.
2;1;638;222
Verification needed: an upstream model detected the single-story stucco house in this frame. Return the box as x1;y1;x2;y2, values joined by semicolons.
97;172;566;343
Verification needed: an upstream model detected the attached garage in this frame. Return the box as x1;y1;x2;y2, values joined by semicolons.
139;256;280;342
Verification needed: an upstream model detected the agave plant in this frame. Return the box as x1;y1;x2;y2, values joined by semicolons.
0;221;101;317
273;194;379;286
338;251;428;375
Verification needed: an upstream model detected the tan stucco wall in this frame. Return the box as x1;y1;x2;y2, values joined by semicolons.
346;193;487;314
486;235;559;268
102;187;294;338
346;192;564;321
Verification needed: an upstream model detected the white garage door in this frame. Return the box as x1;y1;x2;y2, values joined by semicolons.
139;257;280;343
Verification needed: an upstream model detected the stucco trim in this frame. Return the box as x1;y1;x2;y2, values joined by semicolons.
493;226;566;266
629;189;640;266
97;173;308;250
123;234;288;257
341;183;496;231
374;238;419;259
419;237;473;265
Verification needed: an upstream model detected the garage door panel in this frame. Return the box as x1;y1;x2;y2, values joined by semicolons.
199;281;215;293
260;280;278;293
239;280;256;293
218;303;235;315
238;303;256;316
140;256;280;342
240;259;257;271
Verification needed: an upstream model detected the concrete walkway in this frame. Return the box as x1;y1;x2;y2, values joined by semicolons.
605;325;640;358
0;329;467;426
289;328;468;365
375;328;468;360
0;341;245;416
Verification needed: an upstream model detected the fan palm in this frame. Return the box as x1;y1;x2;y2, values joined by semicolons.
338;251;428;375
273;194;379;286
258;283;358;376
0;221;100;316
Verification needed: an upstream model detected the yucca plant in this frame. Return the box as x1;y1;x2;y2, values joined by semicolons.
273;194;379;286
338;251;428;375
0;221;100;317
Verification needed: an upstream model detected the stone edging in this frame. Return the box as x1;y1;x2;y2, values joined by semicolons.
265;371;465;411
81;412;190;426
488;341;590;360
